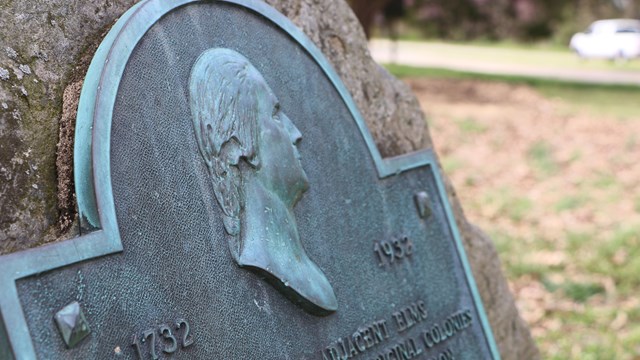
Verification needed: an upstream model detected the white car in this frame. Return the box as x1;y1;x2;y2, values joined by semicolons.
570;19;640;60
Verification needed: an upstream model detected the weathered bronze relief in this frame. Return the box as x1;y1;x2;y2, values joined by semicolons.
189;48;337;313
0;1;500;359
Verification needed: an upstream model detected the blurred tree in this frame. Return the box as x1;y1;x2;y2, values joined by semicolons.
348;0;394;38
612;0;638;17
348;0;639;42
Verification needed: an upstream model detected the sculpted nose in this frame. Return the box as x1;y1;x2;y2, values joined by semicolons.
282;113;302;145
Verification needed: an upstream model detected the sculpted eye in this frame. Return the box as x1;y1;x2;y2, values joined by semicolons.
272;102;281;121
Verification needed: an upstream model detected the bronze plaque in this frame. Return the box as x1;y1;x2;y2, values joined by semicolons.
0;1;500;359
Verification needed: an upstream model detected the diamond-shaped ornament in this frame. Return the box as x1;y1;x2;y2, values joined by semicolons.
54;301;91;348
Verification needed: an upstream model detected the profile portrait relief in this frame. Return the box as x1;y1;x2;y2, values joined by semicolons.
188;48;337;314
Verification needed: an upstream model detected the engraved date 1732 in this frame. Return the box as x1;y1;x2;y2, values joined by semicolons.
131;318;194;359
374;236;414;267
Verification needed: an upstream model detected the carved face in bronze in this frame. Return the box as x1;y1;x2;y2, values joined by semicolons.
189;48;337;314
250;70;310;208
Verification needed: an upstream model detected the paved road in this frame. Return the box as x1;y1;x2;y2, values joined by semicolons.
369;39;640;86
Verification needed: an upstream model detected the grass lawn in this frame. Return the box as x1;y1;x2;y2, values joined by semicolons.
386;64;640;359
374;39;640;72
386;64;640;120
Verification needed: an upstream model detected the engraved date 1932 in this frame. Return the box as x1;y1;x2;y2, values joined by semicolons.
131;318;194;359
374;236;414;267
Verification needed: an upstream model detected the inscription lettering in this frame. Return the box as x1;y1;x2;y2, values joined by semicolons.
392;300;428;333
176;318;194;348
130;318;194;359
322;319;391;360
159;325;177;354
132;334;144;359
426;348;454;360
373;336;423;360
374;236;414;267
321;302;475;360
142;329;158;360
422;310;473;349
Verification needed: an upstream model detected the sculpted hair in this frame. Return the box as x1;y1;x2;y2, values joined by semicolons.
189;48;261;236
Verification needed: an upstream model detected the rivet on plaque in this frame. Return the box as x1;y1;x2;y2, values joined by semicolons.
414;191;432;219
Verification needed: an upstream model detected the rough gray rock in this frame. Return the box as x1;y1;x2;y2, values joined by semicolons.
0;0;538;358
0;0;139;253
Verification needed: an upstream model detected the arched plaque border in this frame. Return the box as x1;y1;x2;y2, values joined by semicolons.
0;1;500;359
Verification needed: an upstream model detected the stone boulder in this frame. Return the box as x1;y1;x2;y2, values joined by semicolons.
0;0;538;358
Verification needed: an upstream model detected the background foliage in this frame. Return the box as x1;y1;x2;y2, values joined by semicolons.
349;0;639;44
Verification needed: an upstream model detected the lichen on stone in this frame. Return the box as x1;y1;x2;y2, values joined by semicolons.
0;67;9;81
18;64;31;75
5;47;18;59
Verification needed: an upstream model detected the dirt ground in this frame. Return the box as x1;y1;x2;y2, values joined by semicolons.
406;77;640;358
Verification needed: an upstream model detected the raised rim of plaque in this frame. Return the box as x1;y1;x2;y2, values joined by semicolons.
0;1;501;359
